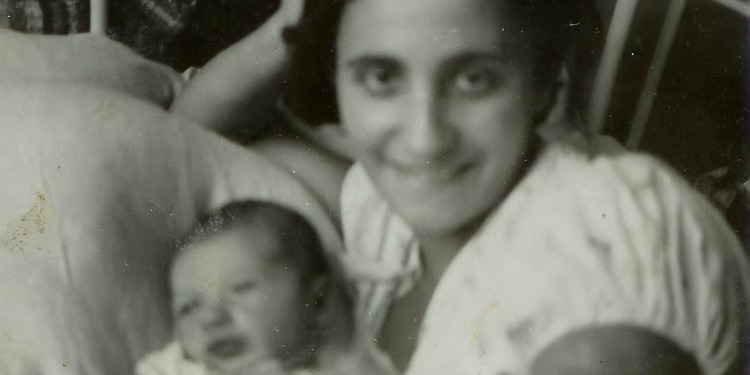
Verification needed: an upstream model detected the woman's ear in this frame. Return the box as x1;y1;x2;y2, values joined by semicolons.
307;274;355;346
534;65;570;128
316;123;358;161
306;275;337;331
307;275;330;310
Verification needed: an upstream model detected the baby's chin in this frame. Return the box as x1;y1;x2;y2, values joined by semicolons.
207;355;278;375
203;337;274;374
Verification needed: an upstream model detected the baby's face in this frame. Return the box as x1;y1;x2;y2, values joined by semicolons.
170;225;312;373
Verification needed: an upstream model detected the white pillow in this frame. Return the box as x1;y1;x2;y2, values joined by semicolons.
0;82;342;374
0;30;183;107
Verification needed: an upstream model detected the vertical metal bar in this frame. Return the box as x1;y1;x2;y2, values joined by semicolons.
90;0;107;34
626;0;687;149
587;0;641;135
706;0;750;17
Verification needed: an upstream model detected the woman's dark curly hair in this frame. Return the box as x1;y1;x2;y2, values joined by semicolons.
283;0;602;126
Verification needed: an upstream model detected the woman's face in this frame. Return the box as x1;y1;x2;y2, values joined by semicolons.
336;0;543;238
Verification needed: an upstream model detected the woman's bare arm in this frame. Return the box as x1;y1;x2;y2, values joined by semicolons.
169;0;304;134
253;136;352;226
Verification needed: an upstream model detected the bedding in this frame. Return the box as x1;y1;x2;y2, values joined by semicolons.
0;82;342;374
0;29;183;107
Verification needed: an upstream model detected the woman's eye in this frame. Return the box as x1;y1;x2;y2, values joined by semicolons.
175;300;199;318
353;65;402;96
232;280;257;294
450;67;502;96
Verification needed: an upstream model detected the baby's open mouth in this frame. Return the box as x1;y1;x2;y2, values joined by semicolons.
206;337;248;359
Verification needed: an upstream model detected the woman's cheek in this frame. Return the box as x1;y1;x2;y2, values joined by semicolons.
454;94;534;138
341;96;392;144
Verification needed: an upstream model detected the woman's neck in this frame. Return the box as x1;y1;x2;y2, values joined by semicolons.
417;136;543;273
417;225;476;277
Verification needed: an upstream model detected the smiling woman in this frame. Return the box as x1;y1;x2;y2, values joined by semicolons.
335;0;541;240
285;0;750;374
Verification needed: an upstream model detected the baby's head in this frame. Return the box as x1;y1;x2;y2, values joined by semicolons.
170;200;347;373
530;325;702;375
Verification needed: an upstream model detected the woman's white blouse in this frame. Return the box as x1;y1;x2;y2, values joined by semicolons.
339;138;750;375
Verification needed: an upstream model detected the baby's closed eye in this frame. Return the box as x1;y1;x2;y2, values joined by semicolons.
175;299;200;318
231;280;258;294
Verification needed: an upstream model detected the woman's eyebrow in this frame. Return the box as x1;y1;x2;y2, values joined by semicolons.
345;55;401;69
435;52;516;78
443;51;515;67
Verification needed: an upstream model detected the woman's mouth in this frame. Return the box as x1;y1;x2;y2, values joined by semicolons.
206;337;248;359
391;159;475;186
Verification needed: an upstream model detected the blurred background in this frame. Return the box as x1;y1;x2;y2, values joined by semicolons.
0;0;747;181
593;0;748;182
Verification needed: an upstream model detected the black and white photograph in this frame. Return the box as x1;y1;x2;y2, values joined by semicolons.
0;0;748;374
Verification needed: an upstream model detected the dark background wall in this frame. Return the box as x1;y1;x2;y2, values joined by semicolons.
594;0;748;181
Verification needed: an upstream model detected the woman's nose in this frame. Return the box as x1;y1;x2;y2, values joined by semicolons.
199;303;231;330
400;91;455;160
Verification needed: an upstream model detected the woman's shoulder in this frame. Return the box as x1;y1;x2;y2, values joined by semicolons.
529;137;744;253
535;132;747;252
535;135;708;212
485;135;749;300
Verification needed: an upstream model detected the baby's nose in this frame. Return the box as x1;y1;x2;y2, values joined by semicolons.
199;304;231;330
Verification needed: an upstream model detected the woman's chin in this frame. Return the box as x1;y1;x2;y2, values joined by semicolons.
394;202;487;241
386;188;491;238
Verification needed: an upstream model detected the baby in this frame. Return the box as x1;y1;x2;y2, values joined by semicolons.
530;325;703;375
136;200;384;375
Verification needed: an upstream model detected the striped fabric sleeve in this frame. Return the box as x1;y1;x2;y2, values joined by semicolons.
0;0;86;34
